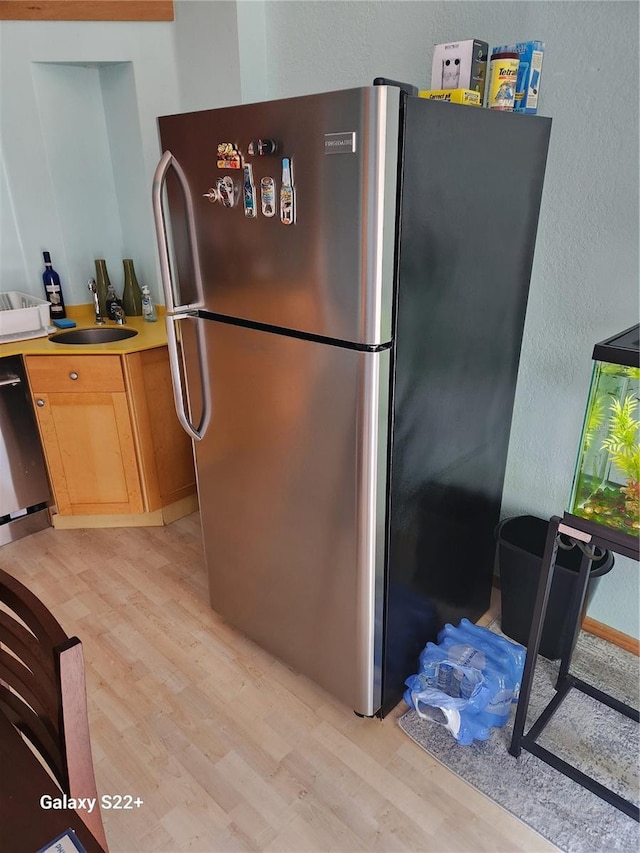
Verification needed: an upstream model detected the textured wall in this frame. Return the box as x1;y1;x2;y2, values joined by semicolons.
260;1;639;637
0;3;242;306
0;20;181;305
1;2;637;637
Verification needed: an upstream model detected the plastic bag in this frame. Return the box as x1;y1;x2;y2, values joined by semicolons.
438;618;526;701
403;665;491;746
417;641;511;728
434;638;512;727
404;620;526;745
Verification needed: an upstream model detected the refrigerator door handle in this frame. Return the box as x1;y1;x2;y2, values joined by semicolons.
153;150;211;442
152;150;204;313
165;311;211;442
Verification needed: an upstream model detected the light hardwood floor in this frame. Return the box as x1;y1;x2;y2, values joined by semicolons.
1;514;556;853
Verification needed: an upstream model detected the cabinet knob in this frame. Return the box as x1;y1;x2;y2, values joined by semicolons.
69;372;78;381
36;399;45;407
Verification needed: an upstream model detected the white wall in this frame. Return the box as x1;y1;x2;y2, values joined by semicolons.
174;0;242;111
260;1;639;638
1;1;637;638
0;20;181;304
0;2;242;306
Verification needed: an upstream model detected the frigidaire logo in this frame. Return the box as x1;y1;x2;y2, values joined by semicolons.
324;132;356;154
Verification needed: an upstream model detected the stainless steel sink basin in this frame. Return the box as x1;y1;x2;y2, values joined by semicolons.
49;327;139;345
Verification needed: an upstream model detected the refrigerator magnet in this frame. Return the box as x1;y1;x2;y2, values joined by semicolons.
203;187;219;204
216;142;242;169
248;138;278;156
216;175;236;208
280;158;294;225
243;165;257;218
260;177;276;217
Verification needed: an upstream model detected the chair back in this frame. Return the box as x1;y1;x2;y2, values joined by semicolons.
0;566;108;851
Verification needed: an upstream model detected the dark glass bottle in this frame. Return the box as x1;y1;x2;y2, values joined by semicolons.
121;259;143;317
94;259;111;319
42;251;66;320
105;282;123;321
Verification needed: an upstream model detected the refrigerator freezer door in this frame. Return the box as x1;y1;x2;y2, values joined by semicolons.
183;317;390;714
157;86;400;346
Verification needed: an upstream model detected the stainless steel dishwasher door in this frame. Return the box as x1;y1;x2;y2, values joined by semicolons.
0;355;51;545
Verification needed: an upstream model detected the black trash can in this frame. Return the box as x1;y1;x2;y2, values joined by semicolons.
495;515;614;660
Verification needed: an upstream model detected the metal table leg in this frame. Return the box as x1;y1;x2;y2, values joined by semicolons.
508;515;639;821
509;516;561;757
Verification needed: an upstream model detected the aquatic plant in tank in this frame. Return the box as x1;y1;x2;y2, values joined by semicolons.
569;326;640;539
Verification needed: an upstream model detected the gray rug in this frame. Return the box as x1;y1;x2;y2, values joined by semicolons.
398;629;640;852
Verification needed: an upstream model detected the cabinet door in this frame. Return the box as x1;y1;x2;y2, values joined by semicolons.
26;356;143;516
123;348;196;511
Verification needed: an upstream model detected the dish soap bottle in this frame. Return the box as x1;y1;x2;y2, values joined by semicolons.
42;251;66;320
141;285;157;322
121;259;143;316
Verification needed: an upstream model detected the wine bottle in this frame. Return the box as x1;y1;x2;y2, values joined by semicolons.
42;251;66;320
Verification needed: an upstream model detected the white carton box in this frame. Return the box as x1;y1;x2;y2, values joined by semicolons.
431;38;489;104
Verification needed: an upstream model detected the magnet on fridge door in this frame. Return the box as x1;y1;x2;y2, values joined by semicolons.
203;187;219;204
260;177;276;217
216;175;236;208
248;138;278;157
217;142;242;169
243;165;257;218
280;158;294;225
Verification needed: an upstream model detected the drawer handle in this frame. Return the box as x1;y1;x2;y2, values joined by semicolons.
69;372;79;381
36;399;45;407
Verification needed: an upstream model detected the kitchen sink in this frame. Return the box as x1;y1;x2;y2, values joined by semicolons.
49;327;139;345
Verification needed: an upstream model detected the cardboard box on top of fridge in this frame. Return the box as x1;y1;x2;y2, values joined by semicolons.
419;89;482;106
492;41;545;113
431;39;489;104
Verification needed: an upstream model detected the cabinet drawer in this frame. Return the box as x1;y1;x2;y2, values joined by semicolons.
25;355;125;393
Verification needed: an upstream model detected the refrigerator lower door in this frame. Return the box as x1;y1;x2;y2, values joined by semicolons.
184;317;390;715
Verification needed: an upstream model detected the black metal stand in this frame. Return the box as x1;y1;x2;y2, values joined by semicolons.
509;513;639;822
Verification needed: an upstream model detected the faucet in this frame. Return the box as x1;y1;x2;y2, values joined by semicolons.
88;279;105;325
112;304;125;325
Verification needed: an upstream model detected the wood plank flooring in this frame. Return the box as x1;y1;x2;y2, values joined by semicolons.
1;514;556;852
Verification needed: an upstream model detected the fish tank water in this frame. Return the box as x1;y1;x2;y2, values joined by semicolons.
568;324;640;540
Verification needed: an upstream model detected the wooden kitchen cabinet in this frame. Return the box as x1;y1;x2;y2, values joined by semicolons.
25;348;196;525
123;347;197;512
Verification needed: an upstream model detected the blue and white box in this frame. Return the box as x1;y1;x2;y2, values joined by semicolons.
492;41;544;114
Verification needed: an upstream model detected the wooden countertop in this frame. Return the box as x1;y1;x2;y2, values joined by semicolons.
0;304;168;357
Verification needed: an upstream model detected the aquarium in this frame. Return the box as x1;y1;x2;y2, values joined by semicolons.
568;325;640;540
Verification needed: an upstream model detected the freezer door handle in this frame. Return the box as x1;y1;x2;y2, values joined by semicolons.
152;149;204;313
153;150;211;442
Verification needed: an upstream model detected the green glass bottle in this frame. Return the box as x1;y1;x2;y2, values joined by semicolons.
121;259;143;317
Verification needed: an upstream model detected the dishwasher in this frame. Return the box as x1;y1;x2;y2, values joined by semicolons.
0;354;51;545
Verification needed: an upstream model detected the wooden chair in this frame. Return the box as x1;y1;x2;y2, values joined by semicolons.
0;566;109;851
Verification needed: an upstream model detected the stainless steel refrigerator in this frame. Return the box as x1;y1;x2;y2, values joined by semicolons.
153;83;551;717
